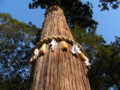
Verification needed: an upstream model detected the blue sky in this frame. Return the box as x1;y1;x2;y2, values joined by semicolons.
0;0;120;44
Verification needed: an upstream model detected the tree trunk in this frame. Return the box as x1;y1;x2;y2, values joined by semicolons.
30;5;91;90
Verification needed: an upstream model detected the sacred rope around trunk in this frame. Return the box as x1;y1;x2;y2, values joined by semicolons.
29;35;91;67
33;35;84;53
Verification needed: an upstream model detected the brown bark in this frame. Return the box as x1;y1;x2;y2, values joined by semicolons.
30;5;91;90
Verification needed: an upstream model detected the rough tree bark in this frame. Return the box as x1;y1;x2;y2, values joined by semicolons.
30;5;91;90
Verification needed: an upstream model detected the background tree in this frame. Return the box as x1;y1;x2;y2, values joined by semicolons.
88;36;120;90
97;0;120;10
0;13;40;90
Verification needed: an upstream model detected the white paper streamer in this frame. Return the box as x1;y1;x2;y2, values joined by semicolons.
34;48;39;59
75;45;82;54
34;48;39;56
71;44;81;54
34;55;38;59
84;58;91;67
50;39;57;51
71;44;76;54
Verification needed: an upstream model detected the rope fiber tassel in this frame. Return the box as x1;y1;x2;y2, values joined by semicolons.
29;57;34;63
39;43;47;55
61;41;68;51
79;52;91;67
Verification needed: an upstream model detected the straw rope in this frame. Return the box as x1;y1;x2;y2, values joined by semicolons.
33;35;85;53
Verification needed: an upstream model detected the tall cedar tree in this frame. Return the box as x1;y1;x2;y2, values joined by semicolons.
29;0;92;90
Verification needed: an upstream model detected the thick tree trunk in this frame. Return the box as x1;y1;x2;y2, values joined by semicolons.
30;5;91;90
